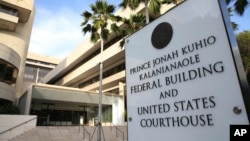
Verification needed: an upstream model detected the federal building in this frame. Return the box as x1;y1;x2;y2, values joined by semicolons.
1;0;180;126
0;0;35;108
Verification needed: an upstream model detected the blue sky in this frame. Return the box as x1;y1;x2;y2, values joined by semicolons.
28;0;250;59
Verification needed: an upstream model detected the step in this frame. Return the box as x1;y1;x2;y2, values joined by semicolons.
9;125;127;141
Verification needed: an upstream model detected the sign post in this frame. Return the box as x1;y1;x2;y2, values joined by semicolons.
125;0;250;141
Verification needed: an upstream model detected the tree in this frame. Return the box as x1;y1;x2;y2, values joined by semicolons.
226;0;249;31
226;0;249;15
81;1;121;43
120;13;146;47
237;30;250;69
80;1;121;140
236;30;250;85
0;104;19;114
119;0;163;24
119;0;248;24
227;6;239;30
123;14;146;33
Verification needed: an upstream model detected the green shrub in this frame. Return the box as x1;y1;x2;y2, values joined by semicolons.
0;104;20;114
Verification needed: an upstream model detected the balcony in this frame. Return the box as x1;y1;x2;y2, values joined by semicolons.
0;1;32;31
0;12;18;31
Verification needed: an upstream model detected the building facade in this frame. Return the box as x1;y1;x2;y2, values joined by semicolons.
23;52;61;91
19;2;177;126
0;0;35;106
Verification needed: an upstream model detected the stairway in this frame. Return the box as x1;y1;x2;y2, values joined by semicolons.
9;126;127;141
84;126;127;141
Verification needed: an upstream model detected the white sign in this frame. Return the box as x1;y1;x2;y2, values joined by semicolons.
125;0;249;141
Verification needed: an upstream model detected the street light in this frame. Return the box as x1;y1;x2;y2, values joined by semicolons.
97;36;104;141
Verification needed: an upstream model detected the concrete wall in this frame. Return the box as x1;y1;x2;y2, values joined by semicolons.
0;82;15;103
0;0;35;103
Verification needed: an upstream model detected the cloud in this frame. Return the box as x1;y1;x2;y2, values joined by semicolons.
29;6;85;59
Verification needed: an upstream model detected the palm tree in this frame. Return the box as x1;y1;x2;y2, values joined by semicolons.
226;0;249;31
228;6;239;30
226;0;249;15
119;0;162;24
120;13;146;47
80;1;121;140
81;1;121;43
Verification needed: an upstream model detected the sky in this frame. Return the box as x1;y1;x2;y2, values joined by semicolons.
28;0;250;59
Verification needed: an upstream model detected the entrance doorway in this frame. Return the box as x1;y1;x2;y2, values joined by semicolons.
32;110;88;126
30;102;89;126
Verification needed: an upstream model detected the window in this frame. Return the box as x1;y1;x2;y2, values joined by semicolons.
78;63;125;88
0;59;18;86
4;67;14;81
0;4;18;16
24;74;34;79
0;64;6;78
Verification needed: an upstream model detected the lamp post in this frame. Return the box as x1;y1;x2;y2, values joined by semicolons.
97;34;104;141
